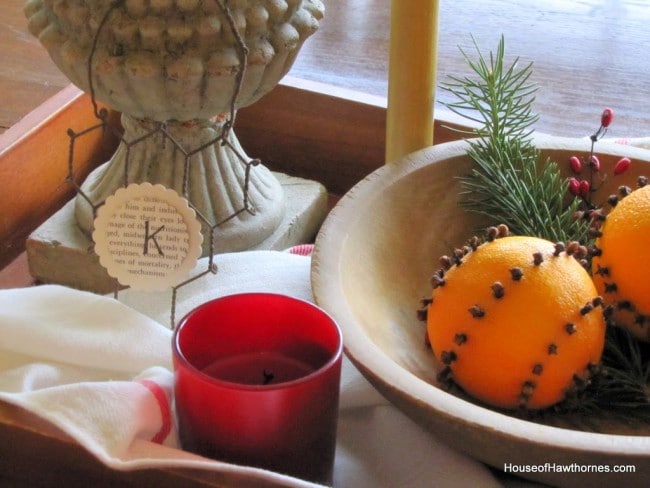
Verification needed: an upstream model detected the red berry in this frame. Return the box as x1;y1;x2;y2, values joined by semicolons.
588;155;601;171
601;107;614;128
579;180;591;198
568;156;582;174
568;177;581;196
613;157;631;175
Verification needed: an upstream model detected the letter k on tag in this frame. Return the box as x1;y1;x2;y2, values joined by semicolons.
93;183;203;291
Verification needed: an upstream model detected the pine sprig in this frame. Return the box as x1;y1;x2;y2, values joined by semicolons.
552;326;650;426
440;36;590;244
441;36;538;141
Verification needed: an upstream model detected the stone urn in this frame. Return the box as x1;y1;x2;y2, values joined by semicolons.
24;0;324;254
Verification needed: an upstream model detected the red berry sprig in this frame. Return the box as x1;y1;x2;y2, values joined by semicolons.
566;108;631;207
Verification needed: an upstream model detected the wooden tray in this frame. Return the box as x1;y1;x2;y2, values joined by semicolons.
0;400;310;487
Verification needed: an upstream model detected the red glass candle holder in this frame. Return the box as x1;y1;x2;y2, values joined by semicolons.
172;293;343;485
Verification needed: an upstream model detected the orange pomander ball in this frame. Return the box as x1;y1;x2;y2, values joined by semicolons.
592;183;650;341
425;229;606;410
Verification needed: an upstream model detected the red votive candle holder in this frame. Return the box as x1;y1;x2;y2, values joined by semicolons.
172;293;343;485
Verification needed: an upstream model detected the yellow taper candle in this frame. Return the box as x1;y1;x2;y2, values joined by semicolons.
386;0;439;164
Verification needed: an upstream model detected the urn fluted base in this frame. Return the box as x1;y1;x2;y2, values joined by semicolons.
75;114;285;255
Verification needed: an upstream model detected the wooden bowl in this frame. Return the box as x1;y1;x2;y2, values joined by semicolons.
311;135;650;488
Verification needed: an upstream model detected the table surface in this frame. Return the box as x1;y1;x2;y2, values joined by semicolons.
3;0;650;139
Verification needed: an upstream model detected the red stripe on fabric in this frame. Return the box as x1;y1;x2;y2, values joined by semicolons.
138;379;172;444
287;244;314;256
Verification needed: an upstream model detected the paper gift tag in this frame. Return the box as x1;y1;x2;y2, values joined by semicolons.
93;183;203;291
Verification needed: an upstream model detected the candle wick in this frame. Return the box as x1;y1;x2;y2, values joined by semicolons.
262;369;274;385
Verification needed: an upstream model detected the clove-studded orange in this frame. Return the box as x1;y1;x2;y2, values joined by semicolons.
423;227;606;410
592;182;650;341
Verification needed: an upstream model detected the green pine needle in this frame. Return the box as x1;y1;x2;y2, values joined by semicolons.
440;35;590;244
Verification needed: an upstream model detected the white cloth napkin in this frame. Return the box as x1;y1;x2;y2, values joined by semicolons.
0;250;505;488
